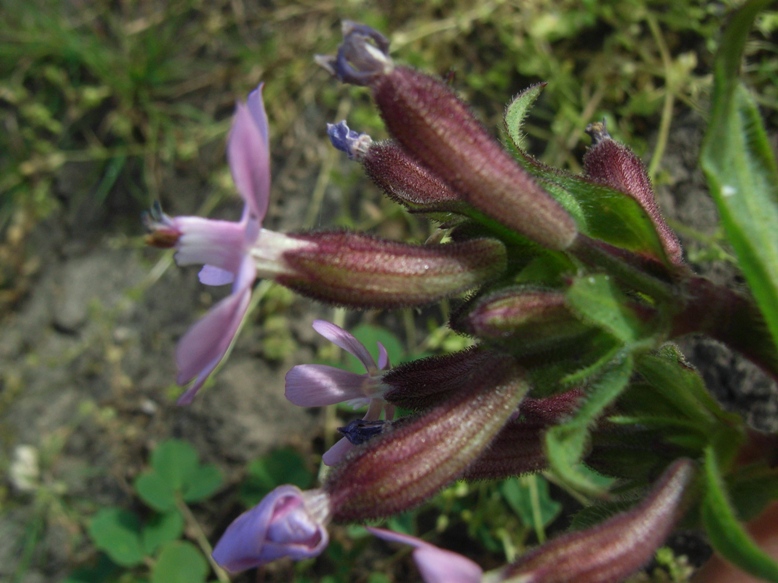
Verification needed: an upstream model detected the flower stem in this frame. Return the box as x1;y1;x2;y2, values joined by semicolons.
175;497;231;583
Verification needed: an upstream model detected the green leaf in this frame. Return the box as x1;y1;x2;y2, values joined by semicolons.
501;474;561;537
88;508;145;567
239;447;313;507
574;351;633;424
546;353;632;496
150;439;199;491
142;511;184;555
151;541;208;583
62;554;121;582
701;0;778;351
506;88;669;261
182;464;223;503
546;174;668;261
728;464;778;522
135;470;177;512
504;82;546;152
546;423;604;497
566;275;644;344
702;447;778;582
635;346;745;464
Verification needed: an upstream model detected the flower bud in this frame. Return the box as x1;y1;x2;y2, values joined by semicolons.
584;121;683;266
383;346;503;410
453;286;591;353
279;231;506;308
212;485;330;572
325;356;529;521
320;24;578;250
462;391;582;481
363;140;472;215
328;121;467;216
501;458;695;583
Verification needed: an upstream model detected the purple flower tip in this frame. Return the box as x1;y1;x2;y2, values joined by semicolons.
213;485;331;573
327;121;373;160
368;527;483;583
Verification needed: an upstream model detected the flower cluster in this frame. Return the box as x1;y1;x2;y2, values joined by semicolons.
145;14;778;583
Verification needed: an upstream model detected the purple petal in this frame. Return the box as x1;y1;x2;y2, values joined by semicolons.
199;265;235;286
322;437;355;466
173;216;246;273
247;83;269;146
415;547;483;583
229;94;270;223
312;320;376;371
285;364;371;407
377;341;389;369
213;485;329;573
367;528;483;583
175;258;256;404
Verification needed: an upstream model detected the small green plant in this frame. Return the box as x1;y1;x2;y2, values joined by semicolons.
68;439;223;583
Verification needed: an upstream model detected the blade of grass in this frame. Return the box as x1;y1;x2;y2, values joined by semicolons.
700;0;778;351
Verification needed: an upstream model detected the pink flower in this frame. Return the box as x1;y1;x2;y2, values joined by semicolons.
212;485;331;573
285;320;393;465
368;527;483;583
146;85;310;404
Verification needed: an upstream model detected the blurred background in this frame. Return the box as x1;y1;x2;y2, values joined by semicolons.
1;1;777;581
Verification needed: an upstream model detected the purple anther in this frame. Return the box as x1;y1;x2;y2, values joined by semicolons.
316;22;393;85
338;419;388;445
327;121;373;160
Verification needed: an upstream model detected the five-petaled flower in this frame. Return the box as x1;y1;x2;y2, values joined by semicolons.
145;84;310;404
285;319;394;465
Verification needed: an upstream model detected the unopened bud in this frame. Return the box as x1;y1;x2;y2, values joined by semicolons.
453;286;590;353
584;121;683;266
502;458;695;583
321;24;578;250
462;391;582;481
362;140;470;214
384;346;502;410
325;357;529;521
327;123;468;215
279;231;506;308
